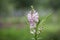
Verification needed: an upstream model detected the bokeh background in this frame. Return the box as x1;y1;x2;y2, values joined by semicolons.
0;0;60;40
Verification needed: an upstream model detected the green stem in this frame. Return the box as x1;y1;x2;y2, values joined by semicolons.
35;27;38;40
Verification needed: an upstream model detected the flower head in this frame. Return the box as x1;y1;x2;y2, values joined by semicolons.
27;10;39;29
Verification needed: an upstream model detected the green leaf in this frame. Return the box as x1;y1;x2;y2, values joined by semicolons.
38;13;52;27
24;16;29;26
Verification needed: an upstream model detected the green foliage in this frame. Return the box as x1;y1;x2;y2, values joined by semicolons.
38;13;52;27
0;16;60;40
0;24;60;40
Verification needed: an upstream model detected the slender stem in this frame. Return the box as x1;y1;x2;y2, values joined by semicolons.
35;27;38;40
34;21;40;40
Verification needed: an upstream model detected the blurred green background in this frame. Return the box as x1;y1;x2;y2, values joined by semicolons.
0;0;60;40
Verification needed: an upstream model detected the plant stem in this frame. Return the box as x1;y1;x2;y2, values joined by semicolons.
35;27;38;40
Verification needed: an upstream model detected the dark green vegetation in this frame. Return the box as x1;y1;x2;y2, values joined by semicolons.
0;0;60;16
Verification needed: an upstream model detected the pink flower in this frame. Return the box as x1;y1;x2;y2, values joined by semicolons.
27;10;39;29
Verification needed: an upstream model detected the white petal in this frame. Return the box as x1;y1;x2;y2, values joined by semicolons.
33;12;38;17
30;29;36;34
27;13;31;21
